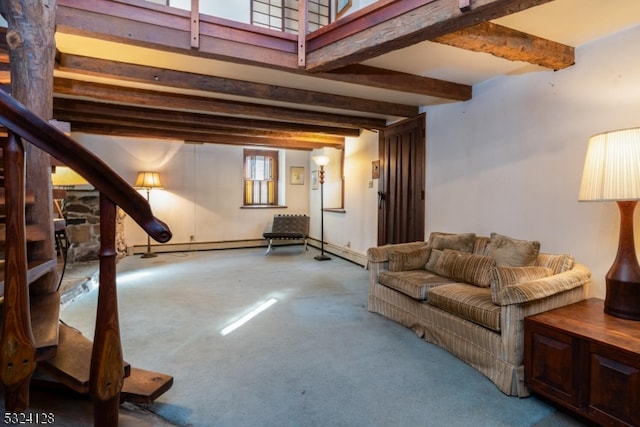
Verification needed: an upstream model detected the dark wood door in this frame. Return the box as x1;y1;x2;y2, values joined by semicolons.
377;114;425;245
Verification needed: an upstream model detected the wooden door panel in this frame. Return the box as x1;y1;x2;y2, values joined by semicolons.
378;114;425;245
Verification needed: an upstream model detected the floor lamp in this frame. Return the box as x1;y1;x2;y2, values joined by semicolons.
135;171;163;259
313;155;331;261
579;127;640;320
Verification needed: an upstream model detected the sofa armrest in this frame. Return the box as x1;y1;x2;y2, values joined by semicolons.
367;241;428;263
498;263;591;306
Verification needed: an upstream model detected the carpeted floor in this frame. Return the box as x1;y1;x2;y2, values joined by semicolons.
25;247;587;426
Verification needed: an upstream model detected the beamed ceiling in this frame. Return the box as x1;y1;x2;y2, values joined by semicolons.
1;0;639;151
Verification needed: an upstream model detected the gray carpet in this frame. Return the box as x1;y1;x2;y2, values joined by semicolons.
56;247;585;427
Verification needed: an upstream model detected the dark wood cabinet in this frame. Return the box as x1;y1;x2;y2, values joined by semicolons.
524;299;640;427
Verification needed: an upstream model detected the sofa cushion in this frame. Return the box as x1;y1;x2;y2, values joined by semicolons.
432;249;496;288
489;266;554;305
429;232;476;253
487;233;540;267
389;247;432;271
427;283;501;332
535;253;575;275
379;270;455;301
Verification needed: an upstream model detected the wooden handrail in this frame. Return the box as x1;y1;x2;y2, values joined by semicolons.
0;88;171;243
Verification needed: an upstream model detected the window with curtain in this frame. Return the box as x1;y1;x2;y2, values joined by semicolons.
244;149;279;206
251;0;330;33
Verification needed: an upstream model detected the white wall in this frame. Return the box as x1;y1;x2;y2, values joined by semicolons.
74;135;310;248
423;24;640;299
309;131;380;255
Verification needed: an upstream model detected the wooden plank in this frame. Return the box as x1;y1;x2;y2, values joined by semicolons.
36;323;131;394
30;291;61;361
0;188;35;205
306;0;558;72
56;54;418;118
324;64;471;101
190;0;199;49
0;258;59;298
0;224;49;243
53;78;387;130
121;368;173;404
53;98;361;137
434;22;574;70
68;122;344;151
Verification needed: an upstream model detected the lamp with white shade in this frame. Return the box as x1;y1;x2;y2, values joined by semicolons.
579;127;640;320
134;171;163;258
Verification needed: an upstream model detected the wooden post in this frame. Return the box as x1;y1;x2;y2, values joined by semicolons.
90;194;124;426
0;132;36;411
190;0;199;49
298;0;308;68
0;0;58;294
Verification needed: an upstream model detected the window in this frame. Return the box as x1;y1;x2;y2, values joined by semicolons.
244;149;279;205
251;0;330;34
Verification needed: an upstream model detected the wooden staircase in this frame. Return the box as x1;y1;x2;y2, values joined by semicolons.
0;89;174;425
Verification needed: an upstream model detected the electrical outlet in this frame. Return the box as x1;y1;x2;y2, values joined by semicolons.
346;241;351;248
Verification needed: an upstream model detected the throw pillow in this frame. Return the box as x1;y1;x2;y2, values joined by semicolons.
388;247;432;271
425;249;442;272
429;232;476;253
489;266;553;304
535;253;575;275
433;249;496;287
487;233;540;267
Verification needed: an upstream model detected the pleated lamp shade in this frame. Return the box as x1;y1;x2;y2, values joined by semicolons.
579;128;640;202
134;171;163;190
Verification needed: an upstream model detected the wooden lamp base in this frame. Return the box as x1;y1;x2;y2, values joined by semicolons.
605;201;640;320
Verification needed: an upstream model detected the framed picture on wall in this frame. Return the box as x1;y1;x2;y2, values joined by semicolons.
336;0;352;19
290;166;305;185
311;170;319;190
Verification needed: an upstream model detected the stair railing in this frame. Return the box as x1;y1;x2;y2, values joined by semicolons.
0;88;172;426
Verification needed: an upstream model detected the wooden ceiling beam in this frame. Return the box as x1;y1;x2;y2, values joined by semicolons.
70;122;342;150
53;98;361;137
323;64;471;101
433;22;574;70
56;53;418;117
55;0;470;101
53;110;348;145
305;0;560;72
53;78;388;130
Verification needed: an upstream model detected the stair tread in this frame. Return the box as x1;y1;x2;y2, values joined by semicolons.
30;291;60;361
36;322;131;394
0;223;49;243
121;368;174;404
0;258;58;294
0;188;35;205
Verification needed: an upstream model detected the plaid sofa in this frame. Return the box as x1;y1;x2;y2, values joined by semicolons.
367;232;591;397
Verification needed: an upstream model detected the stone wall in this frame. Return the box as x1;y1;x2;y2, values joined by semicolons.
62;190;127;262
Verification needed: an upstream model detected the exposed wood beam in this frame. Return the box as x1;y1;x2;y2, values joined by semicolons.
53;98;361;137
53;78;388;130
323;64;471;101
70;122;342;150
53;104;348;145
306;0;559;72
56;54;419;117
433;22;574;70
55;0;468;101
